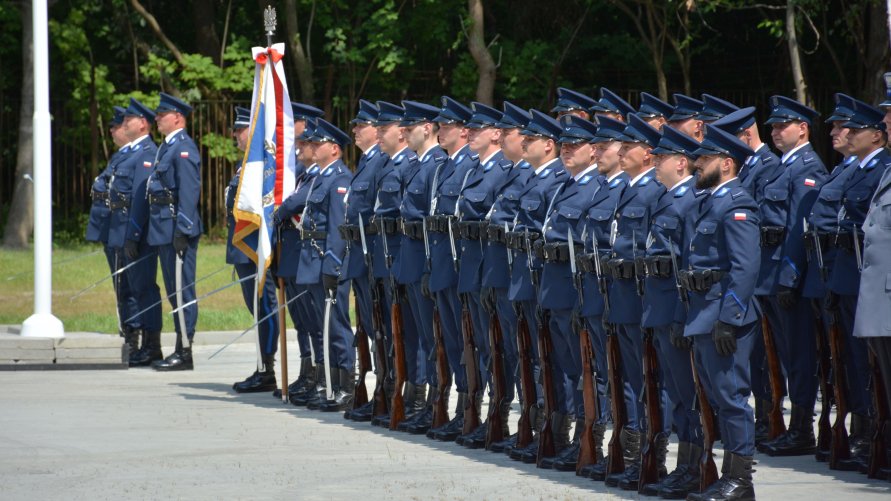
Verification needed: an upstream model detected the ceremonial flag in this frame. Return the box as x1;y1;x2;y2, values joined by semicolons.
232;43;296;290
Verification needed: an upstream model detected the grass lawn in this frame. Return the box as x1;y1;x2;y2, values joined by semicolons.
0;243;354;334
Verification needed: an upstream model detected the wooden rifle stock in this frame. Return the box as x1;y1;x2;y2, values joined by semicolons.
390;290;407;430
692;351;719;491
486;311;509;448
462;298;482;434
823;305;850;468
605;327;627;476
761;314;787;439
536;309;557;466
371;281;390;418
868;350;889;478
639;328;663;490
351;305;371;410
515;309;536;449
431;304;451;429
577;322;600;474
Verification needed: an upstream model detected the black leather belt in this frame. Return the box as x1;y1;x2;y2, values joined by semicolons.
577;253;610;274
803;231;832;253
606;258;636;280
374;217;399;235
541;242;585;263
457;221;488;241
148;193;177;206
486;225;507;244
759;226;785;247
831;231;860;252
339;223;378;241
400;219;425;241
678;269;725;292
425;215;452;234
641;255;673;278
300;230;327;240
91;190;109;202
505;230;540;251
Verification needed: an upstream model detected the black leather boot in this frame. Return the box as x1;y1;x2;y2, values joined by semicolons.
432;392;466;441
152;335;193;371
425;386;456;438
634;432;670;493
401;386;435;434
651;441;691;498
511;405;543;461
753;399;769;446
578;422;607;477
233;354;277;393
540;413;574;469
293;365;326;406
372;378;398;427
130;330;163;367
761;404;816;456
456;393;484;445
686;452;755;501
606;428;640;487
321;368;355;412
123;327;140;364
307;366;334;410
274;357;315;399
475;401;511;450
407;383;427;419
553;417;586;471
835;413;871;471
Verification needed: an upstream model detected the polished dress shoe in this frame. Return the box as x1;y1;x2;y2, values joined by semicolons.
152;347;193;371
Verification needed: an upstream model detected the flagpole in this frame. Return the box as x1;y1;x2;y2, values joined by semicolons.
21;0;63;338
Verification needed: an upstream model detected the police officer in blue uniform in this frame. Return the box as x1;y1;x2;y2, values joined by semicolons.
711;106;783;441
426;97;479;441
639;125;703;497
684;124;760;501
825;100;891;466
280;118;327;406
668;94;705;142
87;106;138;345
370;101;422;427
226;106;281;393
799;94;861;464
126;92;201;372
342;100;391;421
604;114;666;489
537;115;602;469
483;101;534;453
590;87;636;123
295;118;354;412
275;103;326;403
758;96;828;456
506;109;567;462
577;116;632;480
114;99;161;367
455;102;517;448
395;100;448;433
552;87;597;120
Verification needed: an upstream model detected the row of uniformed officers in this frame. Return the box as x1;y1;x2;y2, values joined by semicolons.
88;81;891;500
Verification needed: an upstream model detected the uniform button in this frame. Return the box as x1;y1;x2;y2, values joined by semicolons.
691;246;696;251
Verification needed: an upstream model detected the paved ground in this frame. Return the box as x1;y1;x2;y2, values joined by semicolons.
1;341;890;500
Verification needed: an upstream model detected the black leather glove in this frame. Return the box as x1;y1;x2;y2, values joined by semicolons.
323;274;339;296
670;322;691;350
713;320;737;356
123;240;139;261
421;273;432;299
776;285;798;310
480;286;496;314
173;233;189;258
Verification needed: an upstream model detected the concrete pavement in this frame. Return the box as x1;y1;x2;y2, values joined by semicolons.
1;341;890;500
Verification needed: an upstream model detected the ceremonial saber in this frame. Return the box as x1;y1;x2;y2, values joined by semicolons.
208;290;307;360
124;265;227;324
69;252;153;301
112;251;123;334
175;254;191;349
322;288;335;400
169;272;258;315
5;248;102;281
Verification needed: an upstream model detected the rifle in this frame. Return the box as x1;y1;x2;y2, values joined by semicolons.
486;310;509;448
461;293;483;435
593;235;626;477
351;304;372;410
867;350;889;478
821;302;847;468
692;352;719;491
389;284;407;430
571;229;599;474
536;306;558;466
761;311;787;440
371;280;390;419
515;306;536;449
431;303;451;429
639;327;663;489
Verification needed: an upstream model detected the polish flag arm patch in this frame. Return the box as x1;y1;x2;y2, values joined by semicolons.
337;187;348;194
804;178;816;187
180;151;189;158
143;161;152;168
733;212;747;221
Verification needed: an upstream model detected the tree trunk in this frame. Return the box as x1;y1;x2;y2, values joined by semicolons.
4;1;34;248
786;1;811;106
192;0;221;64
284;0;315;104
467;0;495;105
863;0;890;102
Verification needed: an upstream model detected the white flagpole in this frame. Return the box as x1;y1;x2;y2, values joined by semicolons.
21;0;63;338
254;266;262;371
